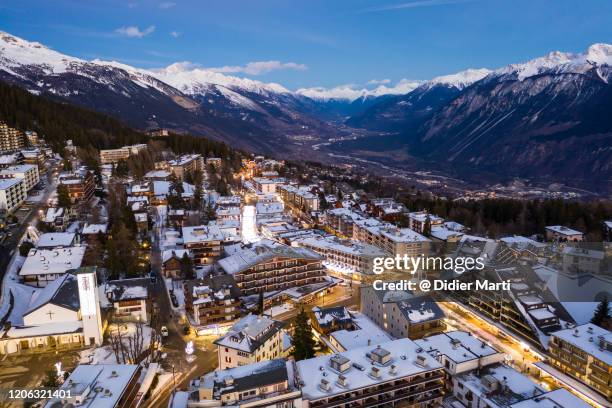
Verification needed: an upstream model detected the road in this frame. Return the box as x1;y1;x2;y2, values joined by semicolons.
147;206;218;408
0;162;59;321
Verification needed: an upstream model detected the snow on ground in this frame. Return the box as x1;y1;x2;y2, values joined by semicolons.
0;254;26;322
80;322;153;365
266;303;294;317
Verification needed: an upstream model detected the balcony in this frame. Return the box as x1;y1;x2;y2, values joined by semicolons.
310;374;443;408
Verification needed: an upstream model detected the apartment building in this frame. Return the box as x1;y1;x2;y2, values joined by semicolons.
21;148;46;170
0;178;26;214
0;152;24;169
101;278;150;323
356;222;430;259
548;323;612;401
326;208;368;238
453;363;590;408
0;123;25;153
408;211;444;234
217;241;326;296
296;338;445;408
184;274;242;329
310;306;354;336
169;154;204;180
361;286;446;339
58;171;95;203
19;246;86;287
545;225;584;242
415;330;505;379
463;265;571;349
214;314;284;369
195;359;301;407
99;144;148;164
0;164;40;191
278;185;319;212
297;235;385;281
182;225;224;265
252;177;279;194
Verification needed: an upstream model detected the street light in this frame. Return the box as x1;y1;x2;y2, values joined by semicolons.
171;363;176;395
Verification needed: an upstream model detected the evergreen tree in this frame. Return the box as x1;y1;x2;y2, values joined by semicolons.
115;160;129;177
423;215;432;237
62;157;72;171
41;369;59;387
180;253;194;280
318;191;328;210
591;296;610;327
56;184;72;209
291;307;316;361
19;241;34;257
258;291;265;316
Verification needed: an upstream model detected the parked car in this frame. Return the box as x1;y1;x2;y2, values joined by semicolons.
160;326;169;337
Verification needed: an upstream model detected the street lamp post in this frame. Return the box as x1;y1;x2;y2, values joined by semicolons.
171;363;176;395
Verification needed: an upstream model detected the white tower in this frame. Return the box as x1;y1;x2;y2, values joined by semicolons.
76;267;103;346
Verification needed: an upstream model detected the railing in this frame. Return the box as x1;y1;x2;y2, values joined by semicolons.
309;375;443;408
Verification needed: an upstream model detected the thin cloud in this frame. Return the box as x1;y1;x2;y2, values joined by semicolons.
360;0;474;13
367;79;391;85
115;25;156;38
159;2;176;9
209;61;307;76
170;31;181;38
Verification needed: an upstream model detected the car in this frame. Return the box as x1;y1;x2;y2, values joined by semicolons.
160;326;169;337
150;272;157;283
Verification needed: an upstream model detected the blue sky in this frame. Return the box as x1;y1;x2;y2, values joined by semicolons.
2;0;612;89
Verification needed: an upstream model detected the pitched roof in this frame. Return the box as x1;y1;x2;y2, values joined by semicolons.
24;274;79;315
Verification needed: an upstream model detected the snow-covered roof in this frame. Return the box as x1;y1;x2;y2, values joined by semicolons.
218;241;321;275
296;338;442;400
0;177;22;190
378;226;430;243
214;314;283;353
201;359;291;400
256;201;284;215
19;246;86;276
162;249;191;263
551;323;612;366
415;330;502;365
82;223;108;235
36;232;76;248
24;274;79;315
298;235;385;258
500;235;546;249
509;388;591;408
102;278;150;303
46;364;139;408
153;180;195;198
545;225;583;236
0;164;36;174
430;225;464;241
312;306;352;328
144;169;171;179
371;288;445;324
457;363;545;407
5;321;82;339
330;312;392;351
182;225;224;244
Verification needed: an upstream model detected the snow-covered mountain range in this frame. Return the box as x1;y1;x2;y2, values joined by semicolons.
1;30;611;187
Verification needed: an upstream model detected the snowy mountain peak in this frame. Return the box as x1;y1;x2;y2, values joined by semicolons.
585;43;612;64
496;43;612;80
295;79;422;102
0;31;83;74
151;62;290;95
428;68;492;89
